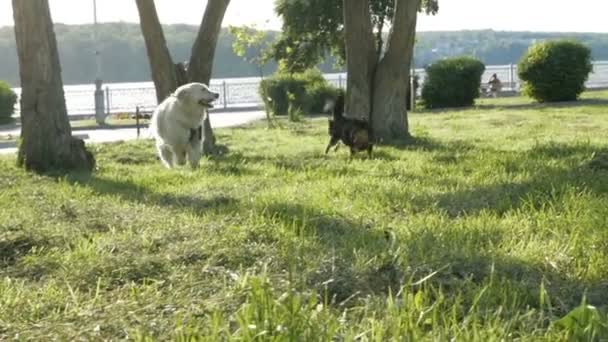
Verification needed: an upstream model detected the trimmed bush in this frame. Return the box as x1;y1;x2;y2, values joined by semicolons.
260;68;340;116
518;40;592;102
0;81;17;124
421;57;486;109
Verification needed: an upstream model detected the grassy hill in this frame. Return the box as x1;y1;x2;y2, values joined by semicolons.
1;92;608;340
1;24;608;86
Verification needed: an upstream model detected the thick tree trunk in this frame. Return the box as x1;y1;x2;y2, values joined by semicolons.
187;0;231;155
372;0;419;141
342;0;377;121
135;0;178;103
13;0;94;173
187;0;230;83
136;0;230;156
343;0;419;142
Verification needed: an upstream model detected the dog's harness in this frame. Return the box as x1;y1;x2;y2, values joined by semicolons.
189;125;202;143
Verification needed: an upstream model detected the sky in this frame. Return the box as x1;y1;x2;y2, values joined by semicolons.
0;0;605;33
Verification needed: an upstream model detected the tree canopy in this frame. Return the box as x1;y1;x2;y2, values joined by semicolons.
272;0;439;73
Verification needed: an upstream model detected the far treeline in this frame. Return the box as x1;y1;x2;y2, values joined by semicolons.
0;23;607;86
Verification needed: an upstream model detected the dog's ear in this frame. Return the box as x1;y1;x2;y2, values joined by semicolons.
174;86;189;101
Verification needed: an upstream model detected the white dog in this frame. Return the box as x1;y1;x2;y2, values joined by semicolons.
150;82;219;169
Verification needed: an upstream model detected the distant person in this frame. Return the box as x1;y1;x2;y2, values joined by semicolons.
487;73;502;97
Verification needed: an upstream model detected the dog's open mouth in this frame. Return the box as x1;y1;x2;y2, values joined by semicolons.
198;99;215;108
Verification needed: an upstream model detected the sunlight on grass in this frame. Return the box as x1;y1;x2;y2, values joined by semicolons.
1;91;607;340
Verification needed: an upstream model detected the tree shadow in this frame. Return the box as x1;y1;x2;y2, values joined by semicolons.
259;201;394;302
259;201;608;314
381;135;476;154
400;226;608;315
418;96;608;114
0;234;49;267
411;143;608;217
67;174;239;216
474;97;608;112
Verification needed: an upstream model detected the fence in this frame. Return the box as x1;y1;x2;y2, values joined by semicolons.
12;61;608;118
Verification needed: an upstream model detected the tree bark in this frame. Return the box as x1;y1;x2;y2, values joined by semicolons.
13;0;94;173
343;0;420;142
135;0;178;103
187;0;230;83
342;0;377;121
136;0;230;155
187;0;231;154
372;0;419;141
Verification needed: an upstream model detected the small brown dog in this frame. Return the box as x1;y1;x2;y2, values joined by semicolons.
325;93;373;157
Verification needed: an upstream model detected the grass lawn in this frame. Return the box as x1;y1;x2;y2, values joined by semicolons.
1;92;608;340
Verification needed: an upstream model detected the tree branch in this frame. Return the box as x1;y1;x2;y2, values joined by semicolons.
382;0;419;66
135;0;178;102
187;0;231;84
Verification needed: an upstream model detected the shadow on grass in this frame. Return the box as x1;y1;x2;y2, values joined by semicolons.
260;201;608;314
475;97;608;112
418;96;608;114
67;174;239;215
410;143;608;217
257;140;608;312
378;135;476;154
400;226;608;315
260;201;396;302
0;234;49;267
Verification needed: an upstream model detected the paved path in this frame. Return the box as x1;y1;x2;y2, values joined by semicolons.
0;110;265;155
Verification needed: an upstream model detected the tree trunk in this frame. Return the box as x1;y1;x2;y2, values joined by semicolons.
342;0;377;121
187;0;231;155
13;0;94;173
343;0;419;142
135;0;178;103
136;0;230;155
372;0;419;141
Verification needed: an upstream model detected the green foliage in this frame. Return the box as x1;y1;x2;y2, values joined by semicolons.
228;25;273;77
518;40;593;102
0;80;17;123
421;56;485;108
272;0;438;72
286;92;303;122
259;68;340;116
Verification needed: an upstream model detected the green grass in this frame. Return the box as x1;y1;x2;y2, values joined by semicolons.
1;92;608;340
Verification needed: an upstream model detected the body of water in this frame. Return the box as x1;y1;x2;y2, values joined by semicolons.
10;62;608;117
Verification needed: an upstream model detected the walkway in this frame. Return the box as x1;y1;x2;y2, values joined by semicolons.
0;110;265;155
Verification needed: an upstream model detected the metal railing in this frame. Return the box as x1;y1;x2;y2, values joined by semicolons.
11;61;608;118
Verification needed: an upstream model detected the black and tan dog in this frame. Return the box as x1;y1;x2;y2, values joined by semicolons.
325;94;373;157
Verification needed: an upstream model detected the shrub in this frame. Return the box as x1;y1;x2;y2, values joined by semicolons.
260;68;340;116
286;92;303;122
518;40;592;102
0;81;17;124
421;57;486;109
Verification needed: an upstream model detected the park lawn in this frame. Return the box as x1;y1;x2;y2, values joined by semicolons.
1;92;607;340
